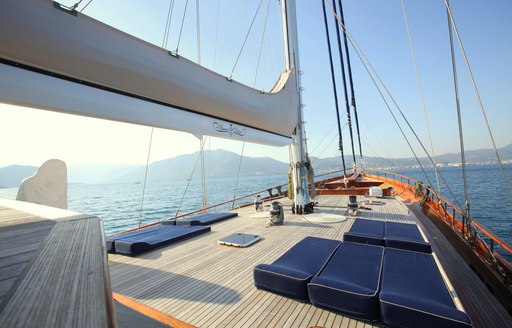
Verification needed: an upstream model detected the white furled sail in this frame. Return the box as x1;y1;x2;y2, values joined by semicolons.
16;159;68;209
0;0;298;146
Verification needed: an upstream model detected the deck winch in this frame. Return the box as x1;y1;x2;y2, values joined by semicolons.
254;195;263;212
347;195;359;216
266;201;284;227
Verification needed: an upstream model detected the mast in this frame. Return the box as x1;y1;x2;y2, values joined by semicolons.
282;0;314;214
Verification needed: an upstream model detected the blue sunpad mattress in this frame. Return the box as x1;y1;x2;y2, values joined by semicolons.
344;219;432;253
183;212;238;226
380;248;472;328
114;225;211;256
343;219;385;246
385;221;432;253
254;237;341;301
106;225;168;253
308;242;384;321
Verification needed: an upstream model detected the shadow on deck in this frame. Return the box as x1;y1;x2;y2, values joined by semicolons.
109;261;242;305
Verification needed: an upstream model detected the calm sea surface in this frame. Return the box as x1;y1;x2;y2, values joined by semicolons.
0;174;287;235
1;165;510;259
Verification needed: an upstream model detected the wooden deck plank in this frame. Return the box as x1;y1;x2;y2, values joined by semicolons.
0;212;115;328
110;196;410;326
263;297;295;328
332;313;344;328
281;302;307;328
0;206;57;307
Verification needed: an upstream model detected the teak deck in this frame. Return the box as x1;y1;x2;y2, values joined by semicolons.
0;195;509;327
108;195;510;328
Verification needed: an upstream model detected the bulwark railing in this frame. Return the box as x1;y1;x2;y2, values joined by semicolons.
365;169;512;282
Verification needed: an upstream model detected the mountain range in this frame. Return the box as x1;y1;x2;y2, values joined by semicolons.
0;144;511;188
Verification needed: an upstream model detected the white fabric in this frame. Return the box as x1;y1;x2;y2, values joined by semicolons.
16;159;67;209
0;0;298;141
369;186;384;197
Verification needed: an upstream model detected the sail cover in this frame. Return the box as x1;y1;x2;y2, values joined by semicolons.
0;0;299;146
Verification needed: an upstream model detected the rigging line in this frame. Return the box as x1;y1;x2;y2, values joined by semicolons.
175;138;207;218
401;0;441;195
361;140;382;163
361;119;398;164
322;0;347;177
445;1;512;202
216;1;233;74
446;0;469;222
446;4;508;274
324;1;465;211
174;0;190;54
138;128;155;228
312;122;347;166
362;139;402;169
364;65;438;197
213;0;220;70
71;0;84;10
332;0;356;166
79;0;93;12
338;0;363;161
232;142;246;209
253;0;272;88
162;0;175;49
273;0;285;81
196;0;201;64
205;137;211;208
309;122;337;156
229;0;264;80
200;137;207;210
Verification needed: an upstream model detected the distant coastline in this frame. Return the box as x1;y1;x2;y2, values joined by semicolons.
1;144;510;188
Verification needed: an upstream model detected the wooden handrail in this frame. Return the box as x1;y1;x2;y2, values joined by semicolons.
113;292;195;328
472;219;512;254
365;169;512;258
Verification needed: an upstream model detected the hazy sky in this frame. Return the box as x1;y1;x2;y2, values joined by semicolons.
1;0;511;168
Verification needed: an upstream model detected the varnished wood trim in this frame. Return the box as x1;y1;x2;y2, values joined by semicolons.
113;292;195;328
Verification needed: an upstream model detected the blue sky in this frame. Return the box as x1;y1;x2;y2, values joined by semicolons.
1;0;511;167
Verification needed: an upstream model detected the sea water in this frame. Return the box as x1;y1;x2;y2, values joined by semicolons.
395;165;512;250
0;174;286;235
395;164;512;261
1;165;510;259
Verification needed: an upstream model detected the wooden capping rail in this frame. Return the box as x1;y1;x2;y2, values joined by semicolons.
113;292;195;328
0;215;115;328
365;169;512;260
472;219;512;254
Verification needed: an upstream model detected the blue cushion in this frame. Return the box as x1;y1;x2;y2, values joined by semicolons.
308;242;384;321
343;219;385;246
114;225;211;256
106;225;168;253
183;212;238;226
175;220;192;226
160;220;176;225
385;222;432;253
254;237;341;301
380;248;472;328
